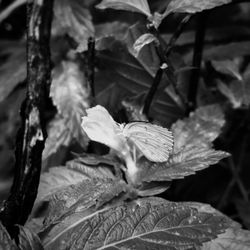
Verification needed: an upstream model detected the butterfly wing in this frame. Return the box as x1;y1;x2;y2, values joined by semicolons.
122;122;173;162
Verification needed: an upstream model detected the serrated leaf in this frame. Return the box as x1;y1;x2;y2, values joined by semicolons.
0;222;18;250
133;33;158;57
53;0;94;45
165;0;231;16
43;177;128;228
139;148;229;182
212;59;242;80
0;40;26;102
44;61;90;160
66;156;117;179
37;166;89;203
18;226;44;250
202;228;250;250
96;0;151;17
37;157;116;204
42;115;72;160
172;104;225;151
136;105;228;183
41;197;228;250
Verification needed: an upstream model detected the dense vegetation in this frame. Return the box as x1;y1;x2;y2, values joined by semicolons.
0;0;250;249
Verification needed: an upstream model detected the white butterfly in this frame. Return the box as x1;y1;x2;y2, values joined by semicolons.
82;105;173;163
120;122;173;162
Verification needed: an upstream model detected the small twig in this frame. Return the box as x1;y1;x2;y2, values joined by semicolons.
147;24;187;108
0;0;26;23
187;12;208;112
165;14;192;56
87;37;95;97
0;0;53;238
143;65;164;115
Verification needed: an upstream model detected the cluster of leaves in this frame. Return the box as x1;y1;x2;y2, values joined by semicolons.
1;0;250;249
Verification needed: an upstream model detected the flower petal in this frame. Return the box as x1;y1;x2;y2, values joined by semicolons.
81;105;126;152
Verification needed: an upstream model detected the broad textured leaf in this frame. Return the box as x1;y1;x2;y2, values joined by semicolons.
165;0;231;16
0;40;26;102
211;59;242;80
96;0;151;17
0;222;18;249
41;197;228;250
53;0;94;45
44;61;90;160
202;228;250;250
37;166;89;203
66;156;118;180
96;24;185;125
136;105;228;183
18;226;44;250
139;148;229;182
172;104;225;151
43;177;128;228
37;157;116;204
42;115;72;160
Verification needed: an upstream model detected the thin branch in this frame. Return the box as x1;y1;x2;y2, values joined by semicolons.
187;12;208;112
147;24;187;110
87;37;95;97
0;0;53;238
143;65;164;116
165;14;192;56
0;0;26;23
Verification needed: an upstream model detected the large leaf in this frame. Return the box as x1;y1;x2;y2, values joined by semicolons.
164;0;231;16
43;61;90;160
37;157;116;204
53;0;94;45
0;40;26;102
96;0;151;17
136;104;228;183
139;148;228;182
41;197;228;250
96;24;185;125
202;228;250;250
42;177;128;228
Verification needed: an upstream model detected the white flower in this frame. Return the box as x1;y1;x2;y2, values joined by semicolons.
81;105;138;182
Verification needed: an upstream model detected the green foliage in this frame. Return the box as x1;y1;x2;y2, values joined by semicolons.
40;197;228;250
1;0;250;249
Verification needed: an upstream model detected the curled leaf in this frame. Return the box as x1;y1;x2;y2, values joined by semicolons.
133;33;158;57
96;0;152;17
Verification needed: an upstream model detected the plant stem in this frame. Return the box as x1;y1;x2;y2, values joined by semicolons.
0;0;53;238
143;66;164;116
187;12;208;112
165;14;192;56
146;25;186;112
87;37;95;97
